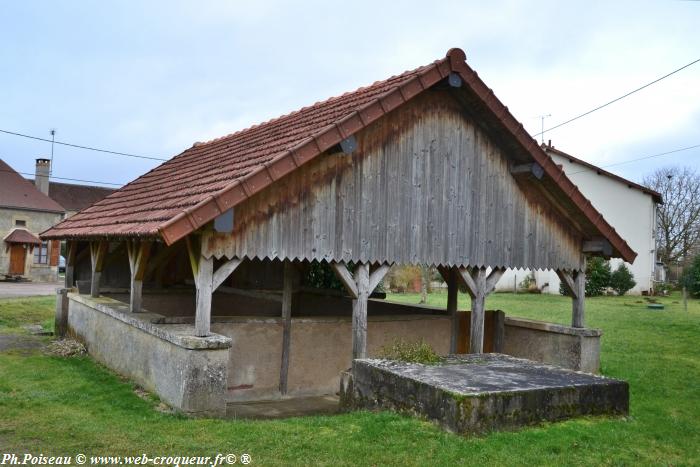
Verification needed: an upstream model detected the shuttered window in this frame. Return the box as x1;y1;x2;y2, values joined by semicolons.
34;242;48;264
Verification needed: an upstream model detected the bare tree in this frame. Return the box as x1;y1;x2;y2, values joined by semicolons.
644;167;700;265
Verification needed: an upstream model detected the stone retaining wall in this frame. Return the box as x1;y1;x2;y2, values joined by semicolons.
503;316;601;373
66;294;231;417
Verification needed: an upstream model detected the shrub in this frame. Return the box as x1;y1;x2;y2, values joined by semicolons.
559;257;611;297
304;260;348;291
386;265;421;292
303;260;386;293
585;257;611;296
379;338;443;365
681;254;700;297
610;263;636;296
518;273;536;291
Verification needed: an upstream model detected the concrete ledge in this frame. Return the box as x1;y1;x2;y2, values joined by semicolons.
157;313;448;325
503;316;602;373
67;294;230;416
69;293;231;350
343;354;628;435
505;316;602;337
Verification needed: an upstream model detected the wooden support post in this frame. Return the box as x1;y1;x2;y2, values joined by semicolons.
64;241;76;288
187;235;242;337
438;266;459;354
572;267;585;328
446;267;459;354
279;260;297;395
353;263;370;360
332;261;391;360
127;240;151;313
468;268;487;355
194;255;214;337
89;241;107;298
556;264;586;328
457;266;505;354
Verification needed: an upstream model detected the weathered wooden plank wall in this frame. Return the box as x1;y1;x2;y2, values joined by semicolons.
203;90;583;271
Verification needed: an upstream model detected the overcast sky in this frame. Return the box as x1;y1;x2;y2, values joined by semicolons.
1;1;698;188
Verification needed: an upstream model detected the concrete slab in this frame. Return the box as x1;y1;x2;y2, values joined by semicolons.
342;354;628;434
0;281;61;298
227;395;340;419
0;334;46;354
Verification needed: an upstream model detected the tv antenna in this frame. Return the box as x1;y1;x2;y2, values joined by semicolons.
49;129;56;176
537;114;551;144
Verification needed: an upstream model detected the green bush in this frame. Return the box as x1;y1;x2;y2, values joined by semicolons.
303;260;385;293
304;260;348;291
559;256;611;297
610;263;636;296
681;255;700;297
379;338;443;365
586;257;611;296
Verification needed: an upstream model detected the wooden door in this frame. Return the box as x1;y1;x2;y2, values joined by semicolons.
9;244;26;275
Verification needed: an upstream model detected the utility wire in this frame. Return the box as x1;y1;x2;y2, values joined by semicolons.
565;143;700;176
0;167;123;186
534;57;700;137
0;128;168;161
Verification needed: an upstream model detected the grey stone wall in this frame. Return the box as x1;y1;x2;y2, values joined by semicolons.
66;294;231;416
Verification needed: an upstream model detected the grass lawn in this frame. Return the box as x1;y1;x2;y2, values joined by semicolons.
1;293;699;466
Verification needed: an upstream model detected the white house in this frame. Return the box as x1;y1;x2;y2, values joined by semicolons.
497;144;662;295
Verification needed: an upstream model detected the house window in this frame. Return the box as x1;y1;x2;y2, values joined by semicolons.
34;242;48;264
15;219;26;227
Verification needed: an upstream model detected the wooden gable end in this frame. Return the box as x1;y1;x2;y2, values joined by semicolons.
203;90;584;271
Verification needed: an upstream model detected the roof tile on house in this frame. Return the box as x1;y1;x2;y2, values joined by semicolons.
41;48;637;263
47;182;115;213
0;159;65;213
3;228;42;245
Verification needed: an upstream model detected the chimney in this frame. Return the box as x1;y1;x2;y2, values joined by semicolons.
35;158;50;196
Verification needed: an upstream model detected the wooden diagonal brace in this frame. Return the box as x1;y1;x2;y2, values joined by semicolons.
331;261;359;299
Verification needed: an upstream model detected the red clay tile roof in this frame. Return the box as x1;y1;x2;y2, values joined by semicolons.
544;145;663;204
41;48;637;263
47;182;115;213
24;178;116;212
4;228;41;245
0;159;65;213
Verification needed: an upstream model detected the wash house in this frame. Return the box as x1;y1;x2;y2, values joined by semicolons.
44;49;636;416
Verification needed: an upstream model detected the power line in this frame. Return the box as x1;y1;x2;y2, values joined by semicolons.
0;128;168;161
534;57;700;137
565;143;700;176
0;167;123;186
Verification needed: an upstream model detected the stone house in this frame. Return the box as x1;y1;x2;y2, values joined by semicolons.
1;158;114;281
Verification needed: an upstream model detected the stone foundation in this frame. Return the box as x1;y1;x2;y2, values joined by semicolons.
66;294;231;417
342;354;628;434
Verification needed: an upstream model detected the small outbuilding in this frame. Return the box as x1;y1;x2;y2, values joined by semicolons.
44;48;636;416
